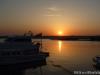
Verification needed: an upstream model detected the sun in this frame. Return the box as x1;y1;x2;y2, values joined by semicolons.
58;31;63;36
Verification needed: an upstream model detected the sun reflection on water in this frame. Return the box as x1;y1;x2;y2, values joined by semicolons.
58;41;62;52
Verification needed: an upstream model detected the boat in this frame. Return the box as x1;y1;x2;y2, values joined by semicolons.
93;56;100;69
0;34;49;66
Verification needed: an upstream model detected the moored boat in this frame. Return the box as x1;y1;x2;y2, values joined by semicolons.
0;35;49;66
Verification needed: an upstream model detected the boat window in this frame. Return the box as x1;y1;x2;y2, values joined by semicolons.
12;52;16;55
17;51;20;55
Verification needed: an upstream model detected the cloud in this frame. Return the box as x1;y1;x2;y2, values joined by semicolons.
46;7;58;11
44;14;61;17
43;7;62;17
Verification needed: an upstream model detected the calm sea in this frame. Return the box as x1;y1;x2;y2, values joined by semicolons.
0;39;100;75
25;39;100;75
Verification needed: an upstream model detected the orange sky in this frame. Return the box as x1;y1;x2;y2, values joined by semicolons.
0;0;100;36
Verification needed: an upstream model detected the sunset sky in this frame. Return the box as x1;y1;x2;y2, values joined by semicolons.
0;0;100;36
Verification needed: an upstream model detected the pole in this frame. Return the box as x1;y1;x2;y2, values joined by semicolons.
41;33;42;51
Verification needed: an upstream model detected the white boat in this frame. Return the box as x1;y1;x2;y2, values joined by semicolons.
0;35;49;65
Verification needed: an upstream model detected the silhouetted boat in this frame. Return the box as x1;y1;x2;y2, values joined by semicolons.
0;35;49;66
93;56;100;69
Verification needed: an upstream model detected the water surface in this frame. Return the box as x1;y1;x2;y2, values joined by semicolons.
25;40;100;75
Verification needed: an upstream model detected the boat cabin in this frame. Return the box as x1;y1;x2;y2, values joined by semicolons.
0;36;41;56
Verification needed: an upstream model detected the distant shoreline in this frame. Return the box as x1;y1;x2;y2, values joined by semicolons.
42;36;100;41
0;35;100;41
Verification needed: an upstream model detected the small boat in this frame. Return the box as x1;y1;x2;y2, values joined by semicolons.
0;35;49;66
93;56;100;63
93;56;100;69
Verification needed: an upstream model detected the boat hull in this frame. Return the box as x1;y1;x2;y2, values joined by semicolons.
0;52;48;65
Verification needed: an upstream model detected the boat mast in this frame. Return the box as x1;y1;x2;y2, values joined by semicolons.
40;33;42;51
